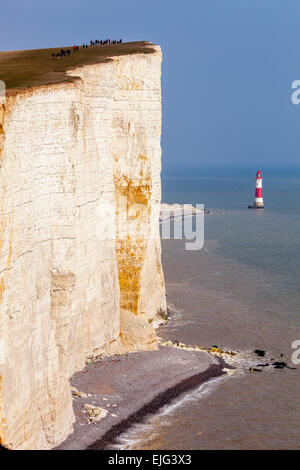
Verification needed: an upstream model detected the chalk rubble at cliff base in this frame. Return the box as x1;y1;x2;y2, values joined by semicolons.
56;346;225;450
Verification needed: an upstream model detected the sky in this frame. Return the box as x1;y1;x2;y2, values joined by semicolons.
1;0;300;175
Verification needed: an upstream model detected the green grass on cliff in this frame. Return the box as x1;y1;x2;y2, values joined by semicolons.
0;41;156;91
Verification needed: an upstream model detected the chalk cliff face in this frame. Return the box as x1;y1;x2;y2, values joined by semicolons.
0;46;166;449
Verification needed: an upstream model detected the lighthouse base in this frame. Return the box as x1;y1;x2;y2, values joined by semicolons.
248;205;264;209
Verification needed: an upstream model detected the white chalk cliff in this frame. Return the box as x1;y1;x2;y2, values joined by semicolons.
0;46;166;449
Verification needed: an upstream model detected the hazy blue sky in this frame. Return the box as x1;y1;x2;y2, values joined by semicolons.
1;0;300;174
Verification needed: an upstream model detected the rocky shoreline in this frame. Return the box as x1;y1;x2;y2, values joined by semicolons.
56;346;234;450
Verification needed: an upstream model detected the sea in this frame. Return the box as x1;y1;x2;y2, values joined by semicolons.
114;167;300;450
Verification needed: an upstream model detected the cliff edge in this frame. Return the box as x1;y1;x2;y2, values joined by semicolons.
0;43;166;449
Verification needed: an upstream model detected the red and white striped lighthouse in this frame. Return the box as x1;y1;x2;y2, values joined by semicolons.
249;170;264;209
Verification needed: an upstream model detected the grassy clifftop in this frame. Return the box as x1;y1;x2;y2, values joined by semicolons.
0;41;156;91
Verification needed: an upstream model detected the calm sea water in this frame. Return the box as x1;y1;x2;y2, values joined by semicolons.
116;169;300;450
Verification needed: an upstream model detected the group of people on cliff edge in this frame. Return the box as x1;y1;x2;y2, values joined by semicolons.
51;38;123;60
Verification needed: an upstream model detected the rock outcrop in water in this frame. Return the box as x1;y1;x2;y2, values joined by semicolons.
0;45;166;449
